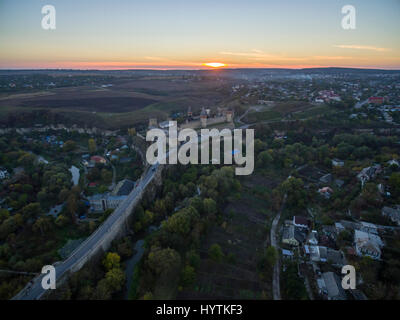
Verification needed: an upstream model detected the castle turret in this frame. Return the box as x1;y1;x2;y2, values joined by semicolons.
149;118;157;128
200;107;207;128
226;110;233;122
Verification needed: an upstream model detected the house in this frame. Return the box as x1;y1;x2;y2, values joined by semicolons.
332;159;344;167
327;249;346;267
282;249;294;259
387;159;399;167
293;216;310;229
334;222;345;234
382;206;400;225
87;193;127;212
282;224;299;246
90;155;107;165
335;179;345;188
354;230;383;260
306;230;318;245
321;272;347;300
307;245;327;262
0;169;9;180
111;179;136;196
368;96;384;105
359;221;378;235
319;173;333;184
357;164;382;187
318;186;333;199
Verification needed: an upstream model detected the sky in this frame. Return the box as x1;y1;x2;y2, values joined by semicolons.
0;0;399;70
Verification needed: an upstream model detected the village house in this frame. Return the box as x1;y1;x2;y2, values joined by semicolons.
331;158;344;167
0;168;9;180
382;206;400;225
357;164;382;187
293;216;310;229
354;230;383;260
318;186;333;199
320;272;347;300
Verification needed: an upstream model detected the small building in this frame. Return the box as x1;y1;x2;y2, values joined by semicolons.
293;216;310;229
368;96;384;105
282;224;299;246
318;186;333;199
319;173;333;184
332;159;344;167
87;193;127;212
359;221;378;235
90;155;107;165
111;179;136;196
334;222;345;234
321;272;347;300
354;230;383;260
0;169;9;180
382;206;400;225
306;230;318;245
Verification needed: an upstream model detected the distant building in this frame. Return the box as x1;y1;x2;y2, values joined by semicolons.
319;173;333;184
321;272;347;300
368;96;384;105
87;194;127;212
90;155;107;165
382;206;400;225
293;216;310;229
332;159;344;167
282;224;299;246
0;169;9;180
111;179;136;196
357;164;382;187
354;230;383;260
318;186;333;199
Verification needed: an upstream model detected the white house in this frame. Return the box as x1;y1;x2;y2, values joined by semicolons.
354;230;383;260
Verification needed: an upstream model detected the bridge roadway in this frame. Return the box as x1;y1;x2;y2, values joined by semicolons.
14;162;160;300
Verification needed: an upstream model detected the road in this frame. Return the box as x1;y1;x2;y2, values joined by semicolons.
14;162;160;300
271;193;287;300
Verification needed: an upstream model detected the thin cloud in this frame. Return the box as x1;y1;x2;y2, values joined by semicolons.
334;45;390;52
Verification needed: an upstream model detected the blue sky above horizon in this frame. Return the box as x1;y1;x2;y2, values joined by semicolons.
0;0;399;69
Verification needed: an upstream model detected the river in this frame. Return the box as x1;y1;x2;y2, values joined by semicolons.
69;165;80;186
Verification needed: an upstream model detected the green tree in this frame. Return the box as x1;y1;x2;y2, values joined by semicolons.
208;243;224;262
103;252;121;271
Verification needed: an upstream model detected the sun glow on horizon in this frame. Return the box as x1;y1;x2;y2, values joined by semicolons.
203;62;227;68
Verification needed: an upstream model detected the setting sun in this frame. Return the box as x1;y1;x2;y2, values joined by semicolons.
203;62;227;68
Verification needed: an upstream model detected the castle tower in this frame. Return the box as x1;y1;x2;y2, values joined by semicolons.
149;118;157;128
200;114;207;128
226;110;233;122
200;107;207;128
187;106;193;118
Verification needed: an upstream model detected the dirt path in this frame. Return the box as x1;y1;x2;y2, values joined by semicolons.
271;194;287;300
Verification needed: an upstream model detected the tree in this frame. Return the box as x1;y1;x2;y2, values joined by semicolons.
208;243;224;262
32;217;52;236
63;140;76;152
101;169;112;184
88;139;97;154
388;172;400;199
128;128;136;136
103;252;121;271
21;202;41;220
181;265;196;287
105;267;125;291
147;246;181;275
203;198;217;215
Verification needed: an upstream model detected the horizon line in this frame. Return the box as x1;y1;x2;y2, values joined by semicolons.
1;66;400;72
